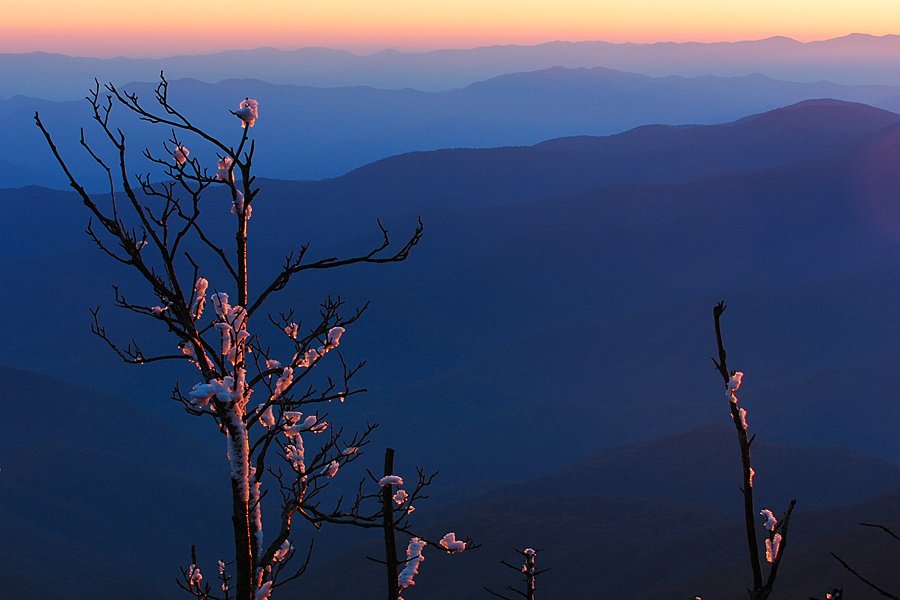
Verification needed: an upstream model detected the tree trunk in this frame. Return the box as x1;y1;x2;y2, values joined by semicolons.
382;448;400;600
232;478;253;600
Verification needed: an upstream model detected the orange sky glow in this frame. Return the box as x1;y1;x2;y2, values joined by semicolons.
3;0;900;57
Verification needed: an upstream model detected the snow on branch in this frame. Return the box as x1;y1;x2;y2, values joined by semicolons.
439;533;466;553
379;475;404;487
398;538;426;589
234;98;259;128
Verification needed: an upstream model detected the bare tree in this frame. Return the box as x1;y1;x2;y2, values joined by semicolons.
31;73;466;600
363;447;473;600
712;301;796;600
485;548;547;600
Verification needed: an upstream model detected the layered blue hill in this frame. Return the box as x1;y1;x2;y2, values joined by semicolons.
6;69;900;188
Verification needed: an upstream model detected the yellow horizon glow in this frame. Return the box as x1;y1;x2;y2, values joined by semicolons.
3;0;899;57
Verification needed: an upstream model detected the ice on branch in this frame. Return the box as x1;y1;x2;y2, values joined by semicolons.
215;322;233;356
260;405;276;428
254;581;272;600
284;323;298;339
181;344;197;362
285;437;305;472
522;549;537;582
739;407;748;430
231;190;251;218
233;368;248;405
189;564;202;584
295;326;346;367
151;305;166;315
399;538;426;589
235;98;258;128
273;367;293;399
727;371;744;399
379;475;404;487
297;348;320;368
327;326;344;347
211;292;230;318
283;413;319;435
228;305;248;329
765;533;782;563
249;463;263;553
341;446;358;455
189;378;233;408
216;157;234;182
173;145;189;165
322;460;339;477
393;489;408;505
439;532;466;552
748;467;755;487
273;540;292;562
761;509;777;531
227;330;250;367
190;277;208;319
522;550;535;576
226;421;251;502
265;359;281;370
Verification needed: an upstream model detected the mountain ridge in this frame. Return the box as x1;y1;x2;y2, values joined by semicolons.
8;72;900;188
7;34;900;101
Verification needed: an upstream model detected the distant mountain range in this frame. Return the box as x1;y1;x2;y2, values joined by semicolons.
7;69;900;187
0;365;230;600
4;34;900;102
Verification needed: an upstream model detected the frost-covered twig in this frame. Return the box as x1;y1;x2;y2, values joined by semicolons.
712;301;796;600
485;548;548;600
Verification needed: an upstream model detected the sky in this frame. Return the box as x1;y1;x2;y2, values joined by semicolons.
3;0;900;57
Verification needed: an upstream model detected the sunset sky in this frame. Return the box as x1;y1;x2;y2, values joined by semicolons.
4;0;900;57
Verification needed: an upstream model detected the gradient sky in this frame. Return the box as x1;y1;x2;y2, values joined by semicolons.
4;0;900;57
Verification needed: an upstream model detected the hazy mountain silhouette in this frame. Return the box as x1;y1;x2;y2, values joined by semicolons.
643;491;900;599
5;34;900;101
507;423;900;515
0;365;231;599
8;73;900;187
15;97;899;237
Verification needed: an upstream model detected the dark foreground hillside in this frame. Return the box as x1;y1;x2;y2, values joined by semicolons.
3;364;899;599
289;425;900;600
